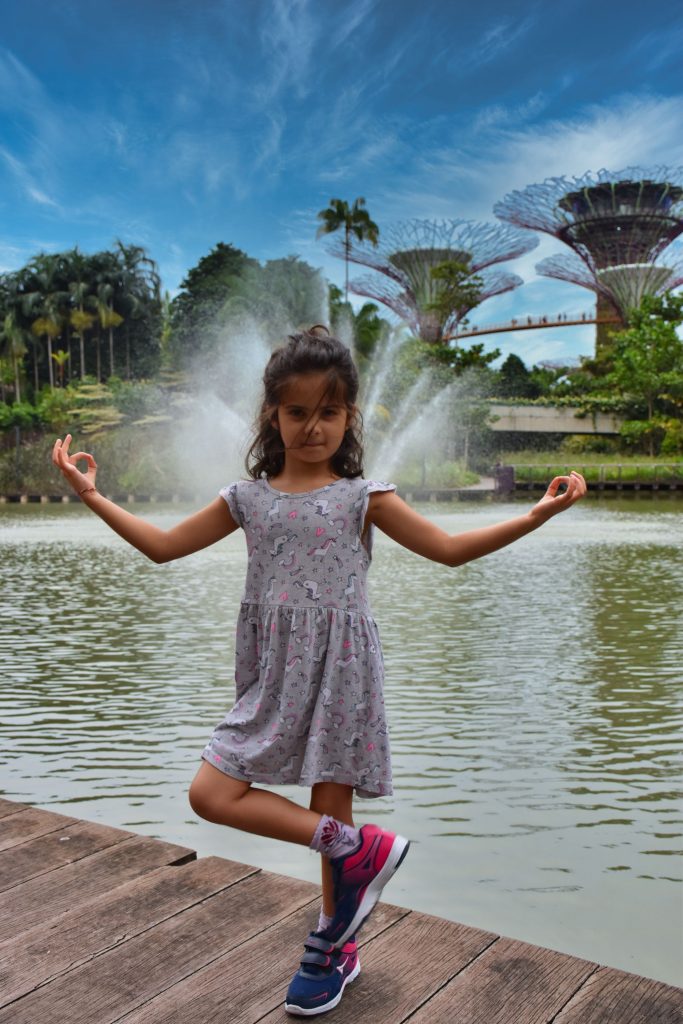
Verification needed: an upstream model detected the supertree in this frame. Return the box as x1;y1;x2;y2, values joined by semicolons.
326;219;538;343
536;249;683;318
494;166;683;351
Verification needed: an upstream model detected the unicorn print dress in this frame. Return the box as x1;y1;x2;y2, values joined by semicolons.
201;477;396;798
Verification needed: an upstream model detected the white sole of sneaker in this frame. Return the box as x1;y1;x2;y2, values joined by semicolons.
284;960;361;1016
333;834;410;948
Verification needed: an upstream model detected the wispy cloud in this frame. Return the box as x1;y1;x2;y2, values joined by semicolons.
0;147;61;210
630;21;683;71
456;15;536;72
257;0;318;103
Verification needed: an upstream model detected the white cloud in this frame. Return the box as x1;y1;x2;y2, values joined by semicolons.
374;92;683;224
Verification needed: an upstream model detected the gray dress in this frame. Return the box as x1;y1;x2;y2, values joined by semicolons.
201;476;395;798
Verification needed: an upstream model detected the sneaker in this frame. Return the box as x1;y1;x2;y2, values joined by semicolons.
284;932;360;1016
325;823;410;948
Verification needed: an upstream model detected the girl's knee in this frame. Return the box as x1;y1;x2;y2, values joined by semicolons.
188;761;250;822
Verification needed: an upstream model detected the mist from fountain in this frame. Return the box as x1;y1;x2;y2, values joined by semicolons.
165;308;459;499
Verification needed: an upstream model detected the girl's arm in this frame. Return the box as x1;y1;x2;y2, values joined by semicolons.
52;434;239;563
367;473;586;567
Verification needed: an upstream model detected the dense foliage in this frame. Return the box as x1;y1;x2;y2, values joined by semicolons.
0;244;162;400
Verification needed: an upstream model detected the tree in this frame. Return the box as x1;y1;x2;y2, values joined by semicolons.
497;353;540;399
328;285;390;364
23;254;69;390
605;293;683;455
94;281;124;379
66;248;95;379
114;241;162;379
316;198;379;302
0;309;28;402
425;259;485;344
51;349;70;387
169;242;257;365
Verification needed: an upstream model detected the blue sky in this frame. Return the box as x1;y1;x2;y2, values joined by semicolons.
1;0;682;364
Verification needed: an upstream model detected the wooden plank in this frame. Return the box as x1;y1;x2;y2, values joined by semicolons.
0;799;29;819
0;820;135;892
405;935;597;1024
554;965;683;1024
257;910;498;1024
0;869;319;1024
0;856;258;1008
0;834;195;942
0;807;79;852
118;895;410;1024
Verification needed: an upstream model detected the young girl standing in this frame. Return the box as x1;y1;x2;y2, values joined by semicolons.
52;326;586;1016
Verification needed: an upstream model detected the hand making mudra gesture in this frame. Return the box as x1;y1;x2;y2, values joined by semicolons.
52;434;98;496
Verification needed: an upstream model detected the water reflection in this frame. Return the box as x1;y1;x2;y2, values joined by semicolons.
1;498;681;984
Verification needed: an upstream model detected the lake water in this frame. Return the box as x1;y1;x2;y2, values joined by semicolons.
1;495;681;986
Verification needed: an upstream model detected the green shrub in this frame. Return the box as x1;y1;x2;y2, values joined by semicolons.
560;434;619;455
0;401;39;430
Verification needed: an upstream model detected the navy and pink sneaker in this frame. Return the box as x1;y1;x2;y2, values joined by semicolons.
324;823;410;948
284;932;360;1016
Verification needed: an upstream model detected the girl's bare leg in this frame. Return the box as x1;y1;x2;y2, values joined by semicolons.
310;781;354;917
189;761;323;844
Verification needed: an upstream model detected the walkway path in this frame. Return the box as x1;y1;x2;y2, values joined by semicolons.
448;313;621;340
1;797;680;1022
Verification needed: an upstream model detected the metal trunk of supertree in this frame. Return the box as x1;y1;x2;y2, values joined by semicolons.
326;219;538;343
494;166;683;352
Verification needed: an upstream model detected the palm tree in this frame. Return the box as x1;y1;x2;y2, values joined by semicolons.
0;274;29;401
30;316;62;389
51;348;70;387
23;254;69;390
1;310;28;402
114;241;161;378
316;198;379;303
94;281;124;379
66;248;96;378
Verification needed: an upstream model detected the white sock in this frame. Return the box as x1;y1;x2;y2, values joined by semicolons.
317;909;335;934
309;814;361;860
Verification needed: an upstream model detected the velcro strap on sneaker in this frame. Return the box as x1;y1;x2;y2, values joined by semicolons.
304;935;335;954
301;950;332;968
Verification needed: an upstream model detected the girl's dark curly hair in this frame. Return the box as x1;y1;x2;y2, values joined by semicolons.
247;325;364;480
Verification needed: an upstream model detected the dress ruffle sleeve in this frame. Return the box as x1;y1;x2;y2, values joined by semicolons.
219;482;242;528
360;480;396;558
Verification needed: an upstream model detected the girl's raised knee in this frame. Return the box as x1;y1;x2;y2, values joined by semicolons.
188;763;250;823
188;778;210;819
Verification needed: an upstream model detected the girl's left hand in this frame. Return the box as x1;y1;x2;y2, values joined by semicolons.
531;471;587;522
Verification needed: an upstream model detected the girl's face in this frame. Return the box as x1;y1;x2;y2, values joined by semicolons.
273;372;351;468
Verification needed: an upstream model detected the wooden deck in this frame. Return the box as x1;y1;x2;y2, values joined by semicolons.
0;797;680;1023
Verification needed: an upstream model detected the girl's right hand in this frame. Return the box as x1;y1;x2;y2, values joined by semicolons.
52;434;98;495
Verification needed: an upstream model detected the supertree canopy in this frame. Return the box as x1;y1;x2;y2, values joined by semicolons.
494;167;683;349
537;250;683;316
326;219;537;343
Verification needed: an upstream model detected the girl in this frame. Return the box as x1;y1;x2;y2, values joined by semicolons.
52;326;586;1016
